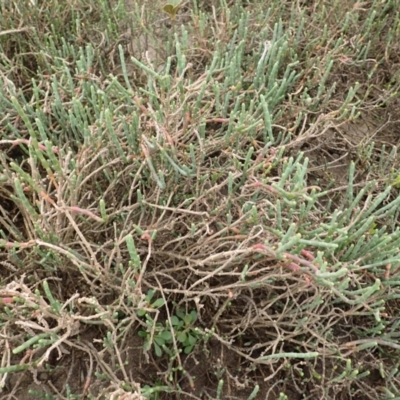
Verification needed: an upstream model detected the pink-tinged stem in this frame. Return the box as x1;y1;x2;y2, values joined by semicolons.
68;206;103;222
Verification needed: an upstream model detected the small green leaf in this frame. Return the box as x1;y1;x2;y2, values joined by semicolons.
162;0;183;20
184;345;193;354
138;330;148;338
160;330;172;341
154;343;163;357
368;222;377;235
146;290;156;303
177;332;187;343
187;333;197;345
171;316;180;326
154;337;165;346
391;174;400;188
190;310;197;321
152;298;165;308
137;309;146;317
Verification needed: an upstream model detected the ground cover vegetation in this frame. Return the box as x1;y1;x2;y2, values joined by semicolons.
0;0;400;398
